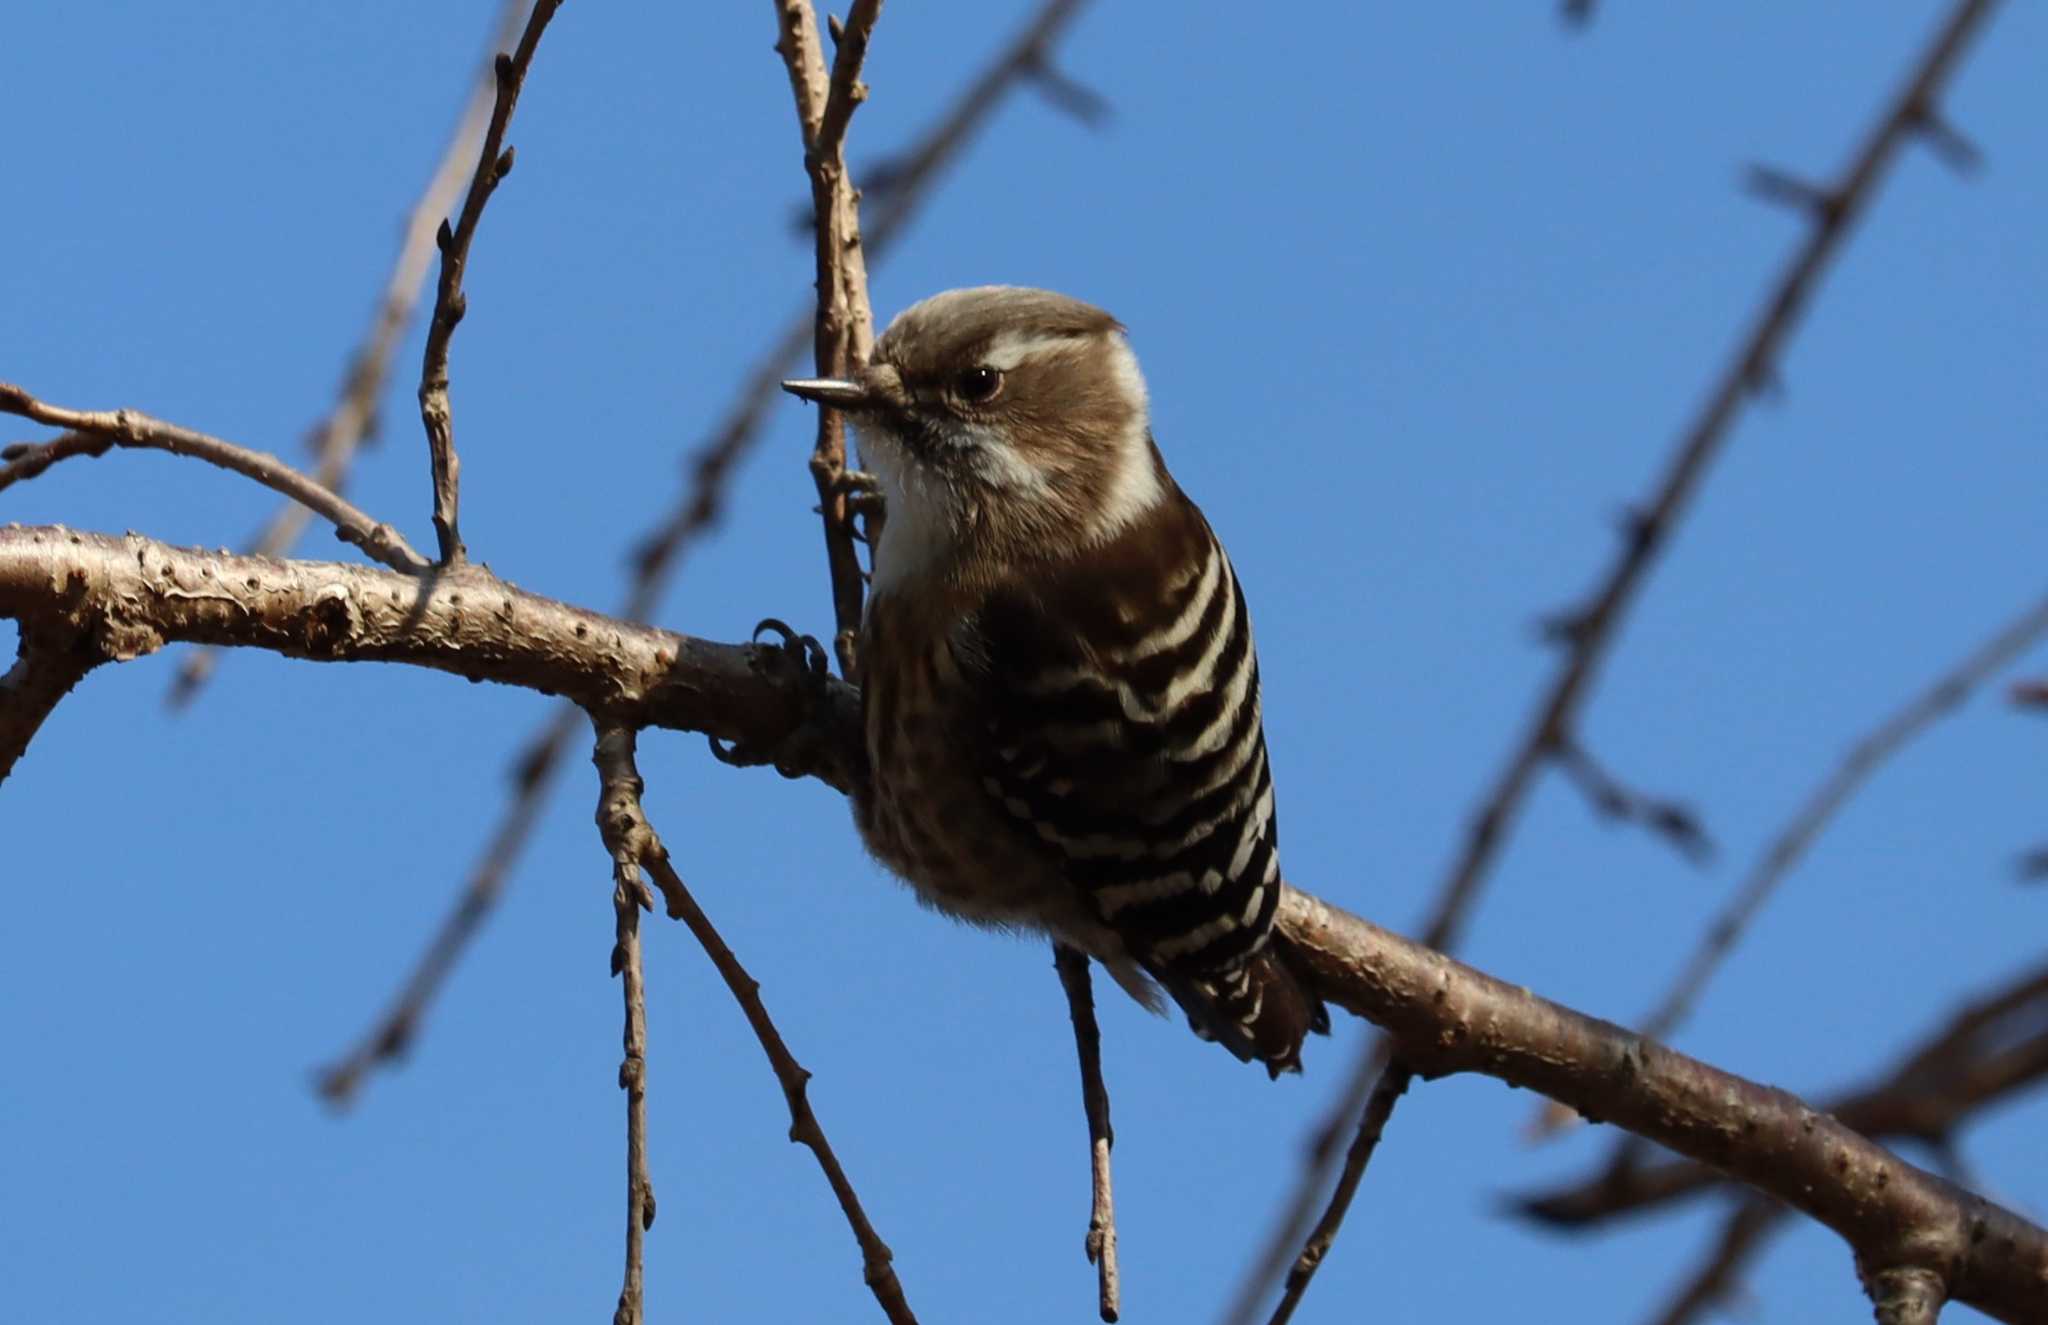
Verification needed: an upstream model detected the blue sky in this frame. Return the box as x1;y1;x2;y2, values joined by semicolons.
3;3;2043;1322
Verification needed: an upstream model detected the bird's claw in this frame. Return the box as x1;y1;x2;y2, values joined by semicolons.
751;617;831;679
708;618;834;775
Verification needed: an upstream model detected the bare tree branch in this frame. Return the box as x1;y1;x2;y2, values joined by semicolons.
6;523;2043;1322
1054;944;1121;1323
1263;1062;1414;1325
0;385;429;573
1280;890;2046;1325
592;725;660;1325
314;705;580;1105
1415;0;2005;966
773;0;884;676
317;0;1105;1108
1255;0;2012;1306
1554;736;1713;865
171;0;535;706
595;713;916;1325
1517;959;2048;1227
416;0;565;566
1644;1198;1780;1325
1631;589;2048;1048
0;527;862;786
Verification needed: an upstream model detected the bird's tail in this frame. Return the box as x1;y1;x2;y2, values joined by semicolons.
1155;934;1330;1078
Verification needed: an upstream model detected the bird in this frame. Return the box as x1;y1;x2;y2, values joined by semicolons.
782;285;1327;1076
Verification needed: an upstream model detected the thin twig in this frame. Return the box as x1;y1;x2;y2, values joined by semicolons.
1416;0;2006;963
1553;736;1713;864
327;1;1111;1106
171;0;533;706
774;0;885;676
1263;1062;1414;1325
0;622;102;784
1631;589;2048;1047
613;731;919;1325
313;706;579;1106
592;725;659;1325
1241;2;2010;1312
417;0;564;565
0;384;429;573
1053;945;1121;1323
1645;1198;1780;1325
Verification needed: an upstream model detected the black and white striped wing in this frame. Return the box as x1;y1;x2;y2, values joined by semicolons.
969;507;1283;1019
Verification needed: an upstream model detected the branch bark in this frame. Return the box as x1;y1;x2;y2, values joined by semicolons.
4;522;2041;1322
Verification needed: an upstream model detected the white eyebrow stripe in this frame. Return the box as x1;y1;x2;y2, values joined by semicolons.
979;329;1092;372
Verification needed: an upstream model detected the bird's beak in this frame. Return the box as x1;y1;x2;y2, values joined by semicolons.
780;376;872;409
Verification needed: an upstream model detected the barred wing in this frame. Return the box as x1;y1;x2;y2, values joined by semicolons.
967;497;1297;1059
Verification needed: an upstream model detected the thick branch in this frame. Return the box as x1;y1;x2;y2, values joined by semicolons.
5;522;2042;1322
0;526;863;791
1519;960;2048;1227
1282;890;2048;1323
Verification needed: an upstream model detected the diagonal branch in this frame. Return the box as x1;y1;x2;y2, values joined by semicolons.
1516;957;2048;1227
314;705;581;1106
6;524;2044;1322
0;384;429;573
1644;1198;1782;1325
1415;0;2006;965
1631;588;2048;1048
416;0;565;566
593;716;916;1325
1262;1061;1414;1325
172;0;536;706
1252;1;2012;1311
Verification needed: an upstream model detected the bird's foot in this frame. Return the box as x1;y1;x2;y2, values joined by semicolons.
708;618;841;780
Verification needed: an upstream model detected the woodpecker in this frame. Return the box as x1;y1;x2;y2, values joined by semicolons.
783;286;1326;1075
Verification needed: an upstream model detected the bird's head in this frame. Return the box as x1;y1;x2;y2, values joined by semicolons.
782;286;1167;590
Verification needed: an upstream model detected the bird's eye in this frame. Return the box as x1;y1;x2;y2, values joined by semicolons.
954;366;1003;404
